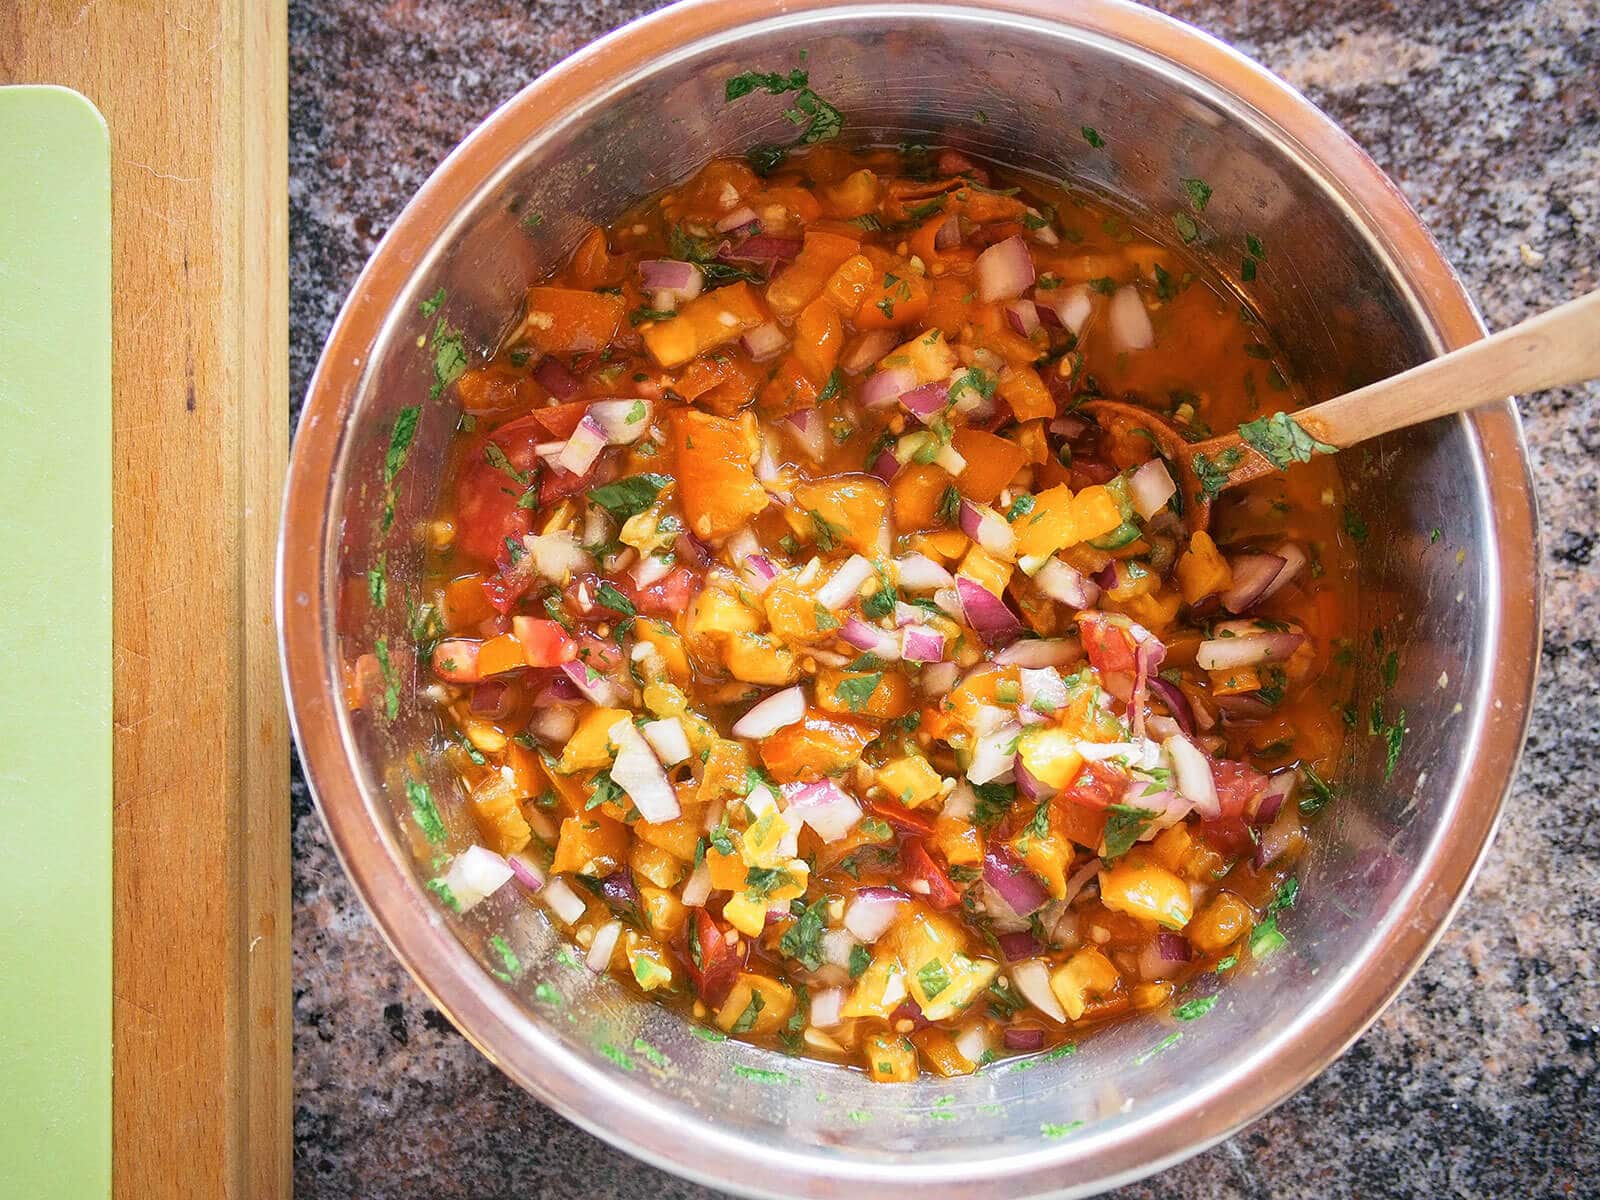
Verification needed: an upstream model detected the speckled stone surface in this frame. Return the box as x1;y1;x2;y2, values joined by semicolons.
287;2;1599;1196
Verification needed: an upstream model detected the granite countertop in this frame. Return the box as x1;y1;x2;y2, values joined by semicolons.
288;1;1598;1195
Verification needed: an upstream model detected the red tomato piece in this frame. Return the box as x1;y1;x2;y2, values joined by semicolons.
454;459;532;565
1077;612;1139;675
431;639;482;683
900;839;961;910
684;909;746;1009
525;400;590;440
575;630;624;674
539;463;594;505
1212;760;1269;821
866;798;936;838
511;617;577;667
1060;759;1129;811
619;564;700;618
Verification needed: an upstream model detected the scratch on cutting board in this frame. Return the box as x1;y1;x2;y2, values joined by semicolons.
127;159;199;185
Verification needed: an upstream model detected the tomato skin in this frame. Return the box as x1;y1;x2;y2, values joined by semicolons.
525;400;590;440
1077;612;1139;675
575;630;624;674
454;459;532;565
1212;760;1269;820
900;839;961;910
867;798;935;838
511;617;577;668
620;564;700;618
1060;759;1128;811
684;909;746;1008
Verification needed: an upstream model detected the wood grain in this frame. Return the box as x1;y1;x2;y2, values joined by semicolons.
0;5;289;1198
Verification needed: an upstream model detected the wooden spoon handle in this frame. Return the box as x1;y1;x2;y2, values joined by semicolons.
1295;288;1600;448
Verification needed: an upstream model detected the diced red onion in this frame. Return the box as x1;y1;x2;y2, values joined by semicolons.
815;554;875;609
840;329;899;375
997;930;1042;962
996;639;1081;669
1129;459;1177;519
1063;858;1101;906
959;498;1017;558
1092;561;1118;591
559;659;625;706
722;234;803;263
470;679;513;718
534;356;581;400
1042;283;1094;335
1010;960;1068;1023
784;407;828;462
1138;930;1193;981
1220;553;1288;612
1004;299;1041;337
1165;734;1220;819
1032;558;1101;609
741;553;779;595
506;852;545;893
741;321;789;361
934;213;962;251
900;624;947;663
810;986;847;1029
979;844;1056;921
976;235;1036;302
1014;756;1055;803
786;779;863;843
1002;1026;1047;1051
957;576;1024;645
1254;804;1300;868
732;685;806;738
899;380;950;422
1049;414;1089;439
862;365;917;409
555;413;607;475
441;845;514;913
638;259;703;299
1145;677;1196;735
598;870;642;921
1129;635;1168;741
1110;285;1154;350
895;553;954;592
844;887;909;942
1251;769;1298;825
890;999;930;1031
607;718;681;823
841;617;902;660
921;660;960;696
870;449;901;483
1196;632;1305;671
715;206;760;233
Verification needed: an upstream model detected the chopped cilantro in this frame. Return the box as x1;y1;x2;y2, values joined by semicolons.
917;958;951;1000
596;581;636;617
835;672;883;713
1299;765;1336;815
587;473;671;522
1173;995;1217;1021
972;781;1016;828
1181;176;1212;212
367;554;387;609
373;637;400;720
1343;506;1369;544
429;318;468;401
779;898;828;971
630;305;678;326
1237;411;1337;469
1192;447;1243;500
419;286;446;317
1101;803;1158;857
809;509;845;552
1007;494;1036;522
406;775;446;844
818;367;845;404
848;944;871;979
1081;125;1105;148
1172;211;1200;243
1246;232;1266;259
937;484;962;527
586;771;625;811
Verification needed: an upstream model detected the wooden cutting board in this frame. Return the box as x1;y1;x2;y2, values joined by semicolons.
0;5;290;1198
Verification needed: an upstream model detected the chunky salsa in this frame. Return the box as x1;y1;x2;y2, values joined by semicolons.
400;143;1352;1080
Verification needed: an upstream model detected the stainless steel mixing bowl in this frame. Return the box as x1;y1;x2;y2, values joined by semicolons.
279;1;1541;1195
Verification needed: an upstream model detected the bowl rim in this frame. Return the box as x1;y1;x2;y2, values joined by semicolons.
279;1;1542;1196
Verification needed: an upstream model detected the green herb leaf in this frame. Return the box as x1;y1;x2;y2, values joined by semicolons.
972;781;1016;829
917;958;951;1000
1081;125;1106;148
1299;765;1336;815
1172;212;1199;243
848;943;871;979
779;898;828;971
1343;505;1369;544
729;988;766;1033
587;473;671;522
1192;447;1243;500
419;286;446;317
1173;995;1217;1021
835;672;883;713
406;776;447;844
587;771;625;811
725;68;809;100
630;305;678;326
1181;177;1212;212
937;484;962;527
809;508;846;552
373;637;401;720
596;581;637;617
1101;803;1159;858
1237;412;1337;470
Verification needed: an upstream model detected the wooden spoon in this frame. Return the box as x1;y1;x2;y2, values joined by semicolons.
1082;288;1600;531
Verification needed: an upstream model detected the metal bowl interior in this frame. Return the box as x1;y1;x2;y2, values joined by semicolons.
279;2;1540;1196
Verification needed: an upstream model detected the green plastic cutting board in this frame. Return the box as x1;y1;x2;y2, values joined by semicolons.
0;85;113;1200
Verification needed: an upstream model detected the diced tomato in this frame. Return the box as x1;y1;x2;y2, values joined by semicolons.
431;639;482;683
1059;759;1128;811
1077;612;1139;675
1069;459;1118;489
511;617;577;667
684;909;746;1009
540;463;594;505
866;798;936;838
576;630;624;674
1212;760;1269;820
481;569;532;615
619;564;700;618
524;400;590;440
454;461;532;566
900;839;961;910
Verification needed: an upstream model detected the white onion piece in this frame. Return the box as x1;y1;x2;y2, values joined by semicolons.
943;781;977;821
555;414;608;475
630;552;674;589
842;617;901;660
815;553;874;609
786;779;863;843
440;845;514;913
1010;959;1068;1023
1110;285;1155;350
543;876;588;925
524;530;592;584
1044;283;1094;335
716;205;759;232
954;1022;991;1065
995;638;1081;669
1165;734;1220;819
741;321;788;361
844;888;909;942
977;234;1036;302
895;552;954;592
934;441;968;476
1033;557;1099;608
1063;858;1101;905
1196;632;1305;671
528;705;578;744
589;399;654;444
641;717;691;766
820;928;858;969
1020;667;1068;713
968;722;1021;785
587;920;623;972
1129;458;1177;519
680;863;713;908
810;986;848;1029
607;718;681;823
921;660;961;695
731;685;806;738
